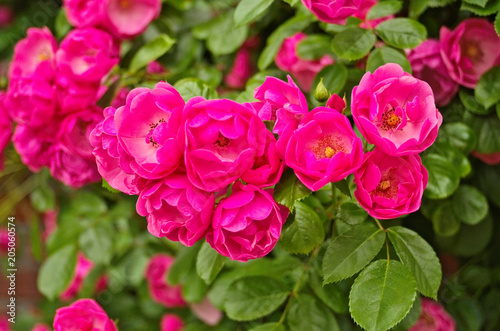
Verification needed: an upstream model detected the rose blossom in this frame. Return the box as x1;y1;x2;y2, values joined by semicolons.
285;103;364;191
0;228;9;254
440;18;500;89
206;182;289;262
0;93;11;171
53;299;117;331
182;98;267;192
63;0;102;28
408;39;459;107
300;0;377;24
136;172;215;246
275;33;334;92
0;5;13;27
351;63;442;156
60;253;94;301
471;150;500;165
409;298;455;331
161;314;184;331
115;82;184;179
145;254;186;308
31;324;51;331
354;148;428;219
224;38;259;89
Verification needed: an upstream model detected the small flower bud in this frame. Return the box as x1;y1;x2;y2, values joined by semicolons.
314;78;330;103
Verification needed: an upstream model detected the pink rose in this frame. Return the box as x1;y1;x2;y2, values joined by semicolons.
0;228;9;254
300;0;377;24
190;297;223;326
354;149;428;219
440;18;500;89
63;0;102;28
147;61;166;74
0;317;12;331
31;324;51;331
285;103;364;191
325;93;346;113
0;93;11;171
60;253;94;301
0;5;13;27
161;314;184;331
275;33;334;92
43;209;58;241
408;39;459;107
182;98;267;192
471;150;500;165
145;254;187;308
206;182;289;262
115;82;184;179
90;107;145;195
224;38;259;89
351;63;442;156
136;172;215;246
409;298;455;331
53;299;117;331
50;144;101;188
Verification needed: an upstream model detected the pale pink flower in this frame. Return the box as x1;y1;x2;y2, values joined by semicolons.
102;0;161;39
190;297;223;326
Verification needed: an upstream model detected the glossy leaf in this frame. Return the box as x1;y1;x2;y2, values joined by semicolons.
336;202;368;225
287;294;340;331
79;225;114;265
234;0;274;27
367;1;403;20
331;27;376;60
196;241;228;285
451;185;489;225
475;66;500;109
273;169;311;211
423;153;460;199
129;34;176;73
375;18;427;49
366;46;412;74
37;244;78;300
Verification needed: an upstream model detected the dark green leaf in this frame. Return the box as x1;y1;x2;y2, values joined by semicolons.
331;27;376;61
309;268;348;313
441;122;476;154
234;0;274;27
393;295;422;331
423;153;460;199
182;271;208;303
463;0;489;7
495;11;500;36
196;241;227;285
168;242;202;285
447;297;483;331
366;46;412;74
79;226;113;265
273;169;311;211
475;66;500;109
461;0;500;15
336;202;368;225
173;78;218;102
459;89;490;115
297;34;333;60
287;294;340;331
207;11;249;56
349;260;417;331
375;18;427;49
323;223;386;283
367;1;403;20
333;178;351;198
388;227;442;299
464;111;500;153
129;34;176;73
30;185;55;212
30;216;43;262
451;185;489;225
249;323;285;331
224;276;289;321
37;244;78;300
431;200;462;237
279;201;324;254
309;64;348;107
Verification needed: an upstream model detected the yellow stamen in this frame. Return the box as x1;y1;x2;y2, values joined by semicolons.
119;0;131;9
386;113;400;127
325;147;335;158
378;180;391;191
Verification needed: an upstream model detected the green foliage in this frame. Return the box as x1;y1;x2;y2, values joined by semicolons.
233;0;275;27
375;18;427;49
196;241;228;285
273;169;311;211
129;34;176;73
336;202;368;225
287;294;340;331
297;34;333;60
37;244;78;300
451;185;489;225
366;46;412;74
174;78;219;101
331;27;376;60
309;64;348;106
475;66;500;109
423;153;460;199
367;1;403;20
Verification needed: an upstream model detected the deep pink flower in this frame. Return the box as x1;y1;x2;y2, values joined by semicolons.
409;298;455;331
275;33;334;92
114;82;184;179
50;144;101;188
136;172;215;246
60;253;94;301
43;209;58;241
300;0;377;24
285;104;364;191
53;299;117;331
31;323;51;331
63;0;102;28
206;182;289;262
190;297;223;326
351;63;442;156
145;254;187;308
0;93;11;171
0;228;9;254
90;107;145;195
102;0;161;39
440;18;500;89
224;38;259;89
182;98;267;192
471;150;500;165
0;5;13;27
147;61;166;74
354;149;428;219
408;39;459;107
161;314;184;331
326;93;347;113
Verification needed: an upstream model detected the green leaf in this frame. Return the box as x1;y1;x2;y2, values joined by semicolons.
431;200;462;237
459;89;490;115
451;185;489;225
446;297;483;331
37;244;78;300
273;169;311;211
297;34;333;60
463;0;489;7
323;224;386;283
309;268;348;313
287;294;340;331
464;111;500;153
182;271;208;303
30;216;43;262
393;295;422;331
207;11;249;56
55;9;72;39
476;163;500;208
475;66;500;109
349;260;417;331
196;241;227;285
387;227;442;299
79;226;113;265
422;153;460;199
367;1;403;20
461;0;500;15
279;201;324;254
375;18;427;49
366;46;412;74
129;34;176;73
309;64;348;107
249;323;285;331
336;202;368;226
331;27;376;61
441;122;476;154
234;0;274;27
173;78;218;102
224;276;289;321
30;185;56;212
495;11;500;36
333;178;351;198
168;242;202;285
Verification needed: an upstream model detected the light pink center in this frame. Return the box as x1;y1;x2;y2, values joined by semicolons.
311;134;346;159
381;108;402;131
371;169;398;199
146;118;166;148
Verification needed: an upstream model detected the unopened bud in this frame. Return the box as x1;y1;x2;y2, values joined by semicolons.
314;78;330;103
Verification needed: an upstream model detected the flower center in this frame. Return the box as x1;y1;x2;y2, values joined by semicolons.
381;109;402;131
311;134;346;159
119;0;131;9
146;118;166;148
215;133;231;149
38;49;51;61
462;40;483;62
371;170;398;199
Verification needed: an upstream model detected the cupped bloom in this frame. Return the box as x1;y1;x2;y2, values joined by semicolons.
285;103;364;191
115;82;184;179
145;254;187;308
63;0;103;28
351;63;442;156
60;253;94;301
440;18;500;89
182;98;267;192
275;33;334;92
161;314;184;331
408;39;459;107
0;93;11;171
354;148;428;219
206;182;289;262
53;299;117;331
409;298;455;331
102;0;161;39
136;172;215;246
300;0;377;24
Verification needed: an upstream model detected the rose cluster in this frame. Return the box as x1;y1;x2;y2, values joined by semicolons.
5;26;119;187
